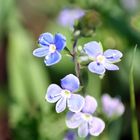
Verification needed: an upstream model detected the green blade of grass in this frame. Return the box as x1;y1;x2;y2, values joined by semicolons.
129;45;139;140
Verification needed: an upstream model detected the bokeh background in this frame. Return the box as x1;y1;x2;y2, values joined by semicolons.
0;0;140;140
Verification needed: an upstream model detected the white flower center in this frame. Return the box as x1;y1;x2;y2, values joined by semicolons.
82;113;92;121
60;90;71;98
49;44;56;53
96;55;105;64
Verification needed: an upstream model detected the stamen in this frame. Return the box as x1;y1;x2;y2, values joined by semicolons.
82;113;92;121
61;90;71;98
96;55;105;63
49;44;56;53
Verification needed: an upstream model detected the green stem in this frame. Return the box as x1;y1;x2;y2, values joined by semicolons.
72;37;85;95
129;45;139;140
72;37;80;78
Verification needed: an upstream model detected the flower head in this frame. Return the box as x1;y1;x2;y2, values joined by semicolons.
58;8;85;28
101;94;125;118
33;32;66;66
66;95;105;138
84;41;123;75
63;131;77;140
45;74;85;113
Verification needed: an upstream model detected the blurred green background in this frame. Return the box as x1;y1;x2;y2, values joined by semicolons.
0;0;140;140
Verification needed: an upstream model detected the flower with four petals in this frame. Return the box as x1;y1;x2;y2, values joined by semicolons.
33;32;66;66
45;74;85;113
66;96;105;138
84;41;123;75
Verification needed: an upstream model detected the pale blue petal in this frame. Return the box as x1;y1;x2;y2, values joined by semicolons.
89;117;105;136
104;62;119;71
104;49;123;63
61;74;80;92
66;112;83;128
82;96;97;114
56;97;66;113
54;33;66;51
45;84;62;103
67;94;85;112
44;51;61;66
78;122;89;138
88;62;105;75
84;41;103;58
33;47;49;57
38;33;54;47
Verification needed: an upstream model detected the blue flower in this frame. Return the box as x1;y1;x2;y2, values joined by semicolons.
45;74;85;113
66;96;105;138
101;94;125;118
64;131;77;140
58;8;85;28
84;41;123;75
33;32;66;66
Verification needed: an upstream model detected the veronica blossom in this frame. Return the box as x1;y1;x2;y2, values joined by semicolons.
45;74;85;113
84;41;123;75
66;96;105;138
33;32;66;66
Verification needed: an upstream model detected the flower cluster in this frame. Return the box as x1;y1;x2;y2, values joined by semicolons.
33;32;124;138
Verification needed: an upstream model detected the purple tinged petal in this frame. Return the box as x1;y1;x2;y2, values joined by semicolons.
84;41;103;58
104;62;119;71
104;49;123;63
61;74;80;92
56;97;66;113
66;112;75;120
102;94;110;112
88;62;105;75
78;122;89;138
67;94;85;112
33;47;49;57
44;51;61;66
38;33;54;47
45;84;62;103
66;112;83;128
82;96;97;114
102;94;115;117
89;117;105;136
54;33;66;51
